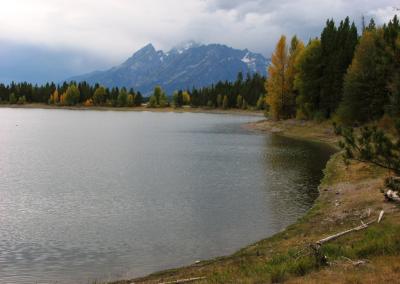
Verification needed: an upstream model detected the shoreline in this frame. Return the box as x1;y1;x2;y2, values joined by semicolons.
110;119;399;284
0;103;264;117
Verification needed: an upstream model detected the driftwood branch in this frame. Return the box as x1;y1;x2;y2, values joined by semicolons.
317;210;384;246
340;256;368;266
317;221;371;245
378;210;385;223
310;211;385;266
159;277;206;284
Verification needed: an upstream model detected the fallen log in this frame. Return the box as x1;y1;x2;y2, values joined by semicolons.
316;221;373;246
312;211;384;265
384;190;400;203
317;210;384;245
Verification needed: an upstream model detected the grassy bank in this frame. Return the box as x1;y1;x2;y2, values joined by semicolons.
0;103;264;116
110;119;400;284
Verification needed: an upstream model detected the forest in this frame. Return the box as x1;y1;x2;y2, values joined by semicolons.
266;15;400;125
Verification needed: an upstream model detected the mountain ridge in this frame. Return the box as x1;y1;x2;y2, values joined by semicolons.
68;42;269;95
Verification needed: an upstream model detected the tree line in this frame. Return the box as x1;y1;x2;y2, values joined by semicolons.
0;81;143;107
0;73;266;110
266;15;400;125
146;73;266;110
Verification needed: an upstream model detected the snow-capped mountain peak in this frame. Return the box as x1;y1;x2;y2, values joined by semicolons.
68;43;269;95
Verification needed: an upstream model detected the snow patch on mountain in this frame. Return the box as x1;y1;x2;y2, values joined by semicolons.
241;52;257;71
68;42;269;95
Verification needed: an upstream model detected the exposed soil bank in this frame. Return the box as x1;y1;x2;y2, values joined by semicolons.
110;119;400;284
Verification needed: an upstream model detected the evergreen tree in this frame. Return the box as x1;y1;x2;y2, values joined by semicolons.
320;18;358;118
173;90;184;107
338;30;387;124
153;86;163;105
134;92;143;106
117;88;128;107
294;39;323;119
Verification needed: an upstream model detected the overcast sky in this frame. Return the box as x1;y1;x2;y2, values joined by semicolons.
0;0;398;83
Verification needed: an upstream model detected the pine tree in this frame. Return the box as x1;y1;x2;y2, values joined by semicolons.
336;122;400;174
134;92;143;106
117;88;128;107
319;18;358;118
294;39;323;119
338;30;388;124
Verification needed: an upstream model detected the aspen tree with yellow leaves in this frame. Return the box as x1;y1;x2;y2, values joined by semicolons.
286;36;304;117
266;35;289;120
266;35;304;120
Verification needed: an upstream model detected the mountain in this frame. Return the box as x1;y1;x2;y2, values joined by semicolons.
68;42;269;95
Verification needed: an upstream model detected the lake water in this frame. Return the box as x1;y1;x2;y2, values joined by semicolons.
0;109;334;283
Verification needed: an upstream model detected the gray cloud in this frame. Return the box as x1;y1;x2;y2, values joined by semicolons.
0;0;398;82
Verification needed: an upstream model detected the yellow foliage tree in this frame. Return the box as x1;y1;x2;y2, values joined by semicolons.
84;99;93;107
266;35;289;120
182;91;191;105
53;90;59;104
127;94;134;106
286;36;304;116
48;90;59;105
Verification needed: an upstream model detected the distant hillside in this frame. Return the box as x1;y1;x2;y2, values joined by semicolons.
68;42;269;95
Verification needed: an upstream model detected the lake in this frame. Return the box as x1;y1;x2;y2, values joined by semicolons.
0;109;334;283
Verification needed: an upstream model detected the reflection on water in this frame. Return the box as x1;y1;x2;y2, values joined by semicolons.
0;109;334;283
